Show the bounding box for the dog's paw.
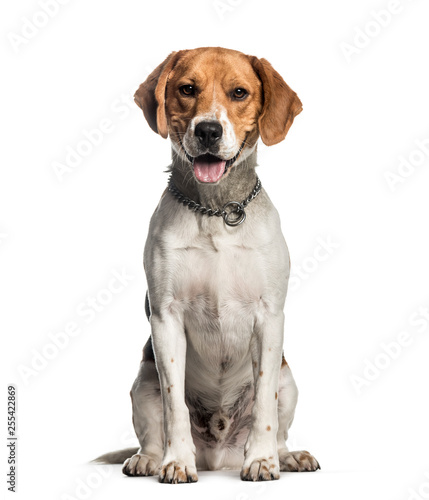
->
[279,450,320,472]
[122,453,160,476]
[240,458,280,481]
[159,460,198,484]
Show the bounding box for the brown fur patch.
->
[171,358,174,363]
[248,55,302,146]
[275,392,278,400]
[266,425,271,431]
[259,370,264,377]
[281,355,288,368]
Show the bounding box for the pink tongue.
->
[193,158,226,183]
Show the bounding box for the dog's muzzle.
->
[182,137,247,184]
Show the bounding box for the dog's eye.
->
[180,85,195,96]
[232,88,248,99]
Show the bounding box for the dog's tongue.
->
[193,156,226,183]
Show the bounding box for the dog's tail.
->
[92,447,139,464]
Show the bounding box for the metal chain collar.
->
[167,174,262,227]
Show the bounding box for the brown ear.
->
[250,57,303,146]
[134,51,182,139]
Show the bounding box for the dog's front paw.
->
[122,453,160,476]
[159,460,198,484]
[279,450,320,472]
[240,457,280,481]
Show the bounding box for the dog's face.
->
[135,47,302,184]
[164,49,264,183]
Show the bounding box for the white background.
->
[2,0,429,499]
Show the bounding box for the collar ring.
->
[222,202,246,226]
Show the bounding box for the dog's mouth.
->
[183,140,246,183]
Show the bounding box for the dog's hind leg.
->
[122,337,164,476]
[277,357,320,472]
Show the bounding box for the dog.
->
[96,47,319,483]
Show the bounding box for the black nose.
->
[194,121,223,148]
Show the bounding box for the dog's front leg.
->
[150,312,198,484]
[241,311,284,481]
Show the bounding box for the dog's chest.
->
[145,193,289,364]
[176,231,265,339]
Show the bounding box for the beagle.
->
[97,47,319,482]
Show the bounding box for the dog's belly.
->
[183,290,256,370]
[184,335,254,469]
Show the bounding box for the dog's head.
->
[135,47,302,184]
